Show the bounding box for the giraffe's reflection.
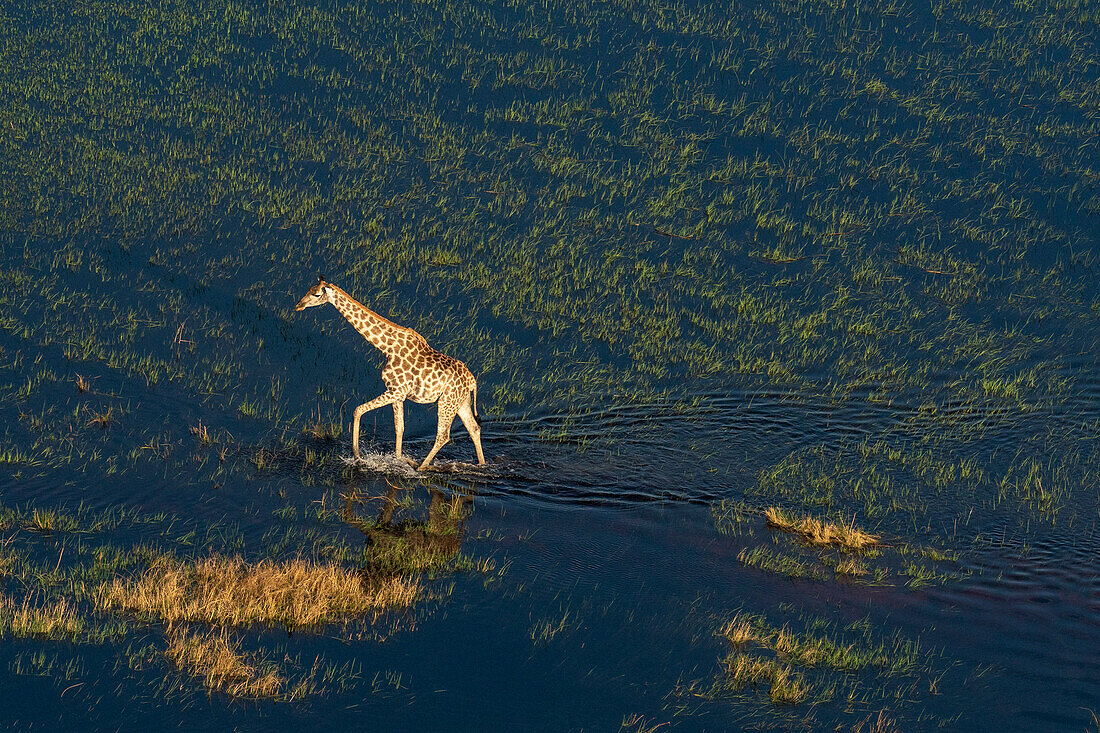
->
[344,481,474,575]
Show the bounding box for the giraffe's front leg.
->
[352,391,401,459]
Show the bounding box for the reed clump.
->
[723,653,810,704]
[718,499,958,585]
[764,507,878,551]
[711,612,926,714]
[98,554,420,629]
[720,617,756,646]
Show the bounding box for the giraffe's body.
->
[295,277,484,469]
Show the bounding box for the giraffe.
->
[295,276,485,470]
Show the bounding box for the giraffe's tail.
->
[471,382,480,426]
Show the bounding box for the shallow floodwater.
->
[2,391,1097,731]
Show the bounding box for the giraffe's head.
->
[295,275,333,311]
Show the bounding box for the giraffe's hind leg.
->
[457,399,485,465]
[419,399,458,470]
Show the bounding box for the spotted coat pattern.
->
[295,278,484,469]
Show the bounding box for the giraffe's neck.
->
[328,285,414,355]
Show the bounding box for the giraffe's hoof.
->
[400,456,417,468]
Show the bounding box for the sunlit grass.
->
[723,654,810,704]
[530,609,573,646]
[0,495,483,703]
[24,507,81,533]
[763,507,878,551]
[0,0,1093,576]
[98,554,420,630]
[737,546,820,580]
[0,0,1093,446]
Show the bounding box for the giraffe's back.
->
[385,345,475,404]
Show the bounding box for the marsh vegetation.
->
[688,611,934,729]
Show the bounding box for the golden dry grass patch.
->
[98,553,420,629]
[764,507,878,551]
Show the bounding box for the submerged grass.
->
[163,626,359,701]
[698,610,932,726]
[530,609,573,646]
[720,613,922,676]
[8,649,85,681]
[362,536,474,576]
[722,653,810,704]
[737,546,821,580]
[0,496,481,703]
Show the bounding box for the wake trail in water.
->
[340,452,519,482]
[341,452,419,478]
